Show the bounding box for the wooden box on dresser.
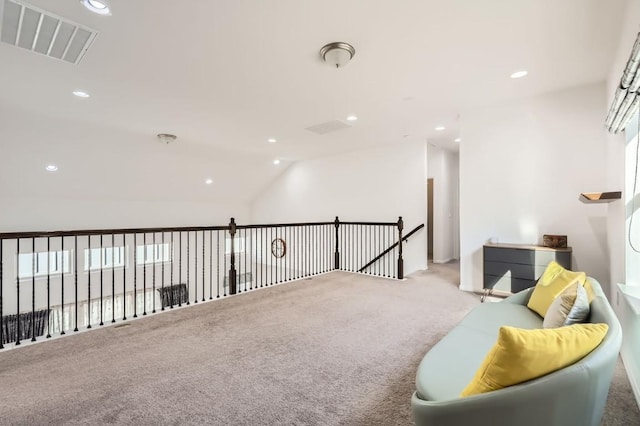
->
[482,243,572,301]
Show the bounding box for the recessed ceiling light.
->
[268,138,277,143]
[435,126,445,131]
[73,90,90,98]
[454,138,461,143]
[273,159,281,165]
[346,115,358,121]
[45,164,58,172]
[510,70,528,79]
[81,0,111,15]
[205,179,213,185]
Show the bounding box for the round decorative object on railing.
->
[271,238,286,258]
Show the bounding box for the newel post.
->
[397,216,404,280]
[228,218,237,295]
[334,216,340,270]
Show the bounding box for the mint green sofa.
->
[411,277,622,426]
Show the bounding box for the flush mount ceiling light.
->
[73,90,90,98]
[205,179,213,185]
[320,42,355,68]
[510,70,528,79]
[273,159,281,165]
[454,138,461,142]
[81,0,111,15]
[435,126,445,131]
[45,164,58,172]
[346,115,358,121]
[268,138,277,143]
[157,133,177,144]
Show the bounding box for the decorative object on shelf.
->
[579,192,622,203]
[271,238,286,258]
[319,42,355,68]
[543,234,568,249]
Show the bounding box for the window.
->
[18,250,71,279]
[626,111,640,286]
[136,243,171,265]
[84,246,126,271]
[225,237,245,255]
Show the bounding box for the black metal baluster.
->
[99,235,103,326]
[216,230,220,298]
[134,233,138,317]
[153,232,157,313]
[228,219,237,295]
[209,230,213,299]
[179,232,183,306]
[16,239,21,345]
[270,226,273,285]
[284,227,288,281]
[46,237,51,336]
[193,231,197,302]
[397,217,404,280]
[31,238,36,341]
[223,230,227,297]
[122,234,126,321]
[162,232,165,310]
[170,232,174,308]
[237,229,242,293]
[244,228,248,290]
[145,232,149,313]
[111,234,115,323]
[73,236,78,332]
[0,239,3,348]
[61,237,65,335]
[202,231,205,301]
[249,228,253,289]
[87,236,92,329]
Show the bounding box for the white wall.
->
[459,83,609,293]
[0,197,248,232]
[427,145,460,263]
[250,142,428,275]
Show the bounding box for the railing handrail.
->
[0,219,400,240]
[358,223,424,273]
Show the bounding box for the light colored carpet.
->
[0,264,638,425]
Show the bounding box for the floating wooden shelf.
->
[579,191,622,203]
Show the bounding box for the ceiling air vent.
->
[0,0,97,65]
[305,120,352,135]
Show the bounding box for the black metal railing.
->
[0,216,419,349]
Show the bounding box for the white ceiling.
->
[0,0,628,204]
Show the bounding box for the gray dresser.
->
[483,243,572,300]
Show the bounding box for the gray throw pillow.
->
[543,282,590,328]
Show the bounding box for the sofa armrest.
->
[501,287,533,306]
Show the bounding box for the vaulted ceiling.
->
[0,0,628,204]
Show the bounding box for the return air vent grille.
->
[0,0,97,64]
[305,120,352,135]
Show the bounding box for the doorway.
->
[427,178,434,261]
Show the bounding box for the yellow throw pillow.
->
[527,261,586,317]
[460,323,608,397]
[583,278,596,303]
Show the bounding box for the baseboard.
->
[621,349,640,409]
[432,258,453,264]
